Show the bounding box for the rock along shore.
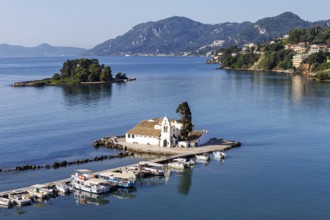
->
[93,136,241,156]
[0,152,133,173]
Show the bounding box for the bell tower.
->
[160,116,172,147]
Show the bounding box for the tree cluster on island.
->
[176,102,193,140]
[52,58,115,83]
[213,26,330,80]
[12,58,132,86]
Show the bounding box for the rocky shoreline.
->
[12,77,136,87]
[93,136,241,156]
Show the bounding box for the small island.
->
[12,58,135,87]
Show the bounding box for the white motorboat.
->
[8,191,32,206]
[138,162,165,176]
[173,158,187,163]
[27,184,52,199]
[168,162,185,169]
[55,183,71,194]
[213,151,227,159]
[173,158,195,166]
[186,159,195,166]
[71,169,111,194]
[195,153,210,161]
[0,197,13,207]
[98,171,136,188]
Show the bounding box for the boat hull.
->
[71,180,110,194]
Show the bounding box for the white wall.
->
[126,133,159,145]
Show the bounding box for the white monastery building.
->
[125,116,206,147]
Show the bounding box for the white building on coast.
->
[125,116,206,147]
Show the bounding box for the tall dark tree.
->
[176,102,193,140]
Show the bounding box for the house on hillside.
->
[292,54,309,68]
[125,116,207,148]
[285,43,307,54]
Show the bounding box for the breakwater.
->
[0,152,133,173]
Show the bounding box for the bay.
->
[0,56,330,219]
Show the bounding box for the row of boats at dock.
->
[0,151,226,208]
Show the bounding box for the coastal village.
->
[209,27,330,79]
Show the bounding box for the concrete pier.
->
[0,140,240,197]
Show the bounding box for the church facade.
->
[125,116,206,147]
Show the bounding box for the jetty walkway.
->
[0,139,240,197]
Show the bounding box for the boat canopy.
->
[86,178,108,185]
[138,161,164,167]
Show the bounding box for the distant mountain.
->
[85,12,330,56]
[0,43,86,57]
[85,16,251,56]
[224,12,330,47]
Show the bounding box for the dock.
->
[0,140,240,197]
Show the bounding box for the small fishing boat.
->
[195,153,210,161]
[138,162,165,176]
[213,151,227,159]
[173,158,187,163]
[8,191,32,206]
[27,184,52,199]
[168,162,185,170]
[55,183,71,194]
[173,158,195,166]
[0,197,13,207]
[71,169,111,194]
[98,171,136,188]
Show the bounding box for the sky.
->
[0,0,329,49]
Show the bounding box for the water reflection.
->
[177,169,193,195]
[61,84,112,106]
[73,190,110,206]
[136,175,169,187]
[221,70,313,105]
[110,188,137,200]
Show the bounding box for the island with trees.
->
[12,58,135,86]
[209,26,330,80]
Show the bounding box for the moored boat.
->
[71,169,111,194]
[138,161,165,176]
[168,162,185,170]
[98,171,136,188]
[195,153,210,161]
[55,182,71,194]
[27,184,52,199]
[0,197,13,208]
[213,151,227,159]
[173,158,195,166]
[8,191,32,206]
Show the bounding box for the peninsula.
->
[12,58,135,87]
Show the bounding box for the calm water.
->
[0,56,330,219]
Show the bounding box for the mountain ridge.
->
[0,43,86,57]
[85,12,330,56]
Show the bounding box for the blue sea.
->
[0,56,330,219]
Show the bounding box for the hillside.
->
[85,16,250,56]
[215,26,330,80]
[85,12,330,56]
[0,43,86,57]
